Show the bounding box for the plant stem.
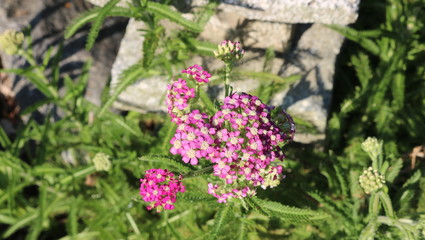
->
[224,63,232,97]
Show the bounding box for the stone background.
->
[0,0,361,143]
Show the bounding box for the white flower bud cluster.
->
[93,152,112,172]
[214,40,245,62]
[0,30,24,55]
[359,167,386,194]
[361,137,382,161]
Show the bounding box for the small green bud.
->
[359,167,386,194]
[214,40,245,63]
[93,152,111,172]
[0,30,24,55]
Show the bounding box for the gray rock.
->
[87,0,360,143]
[217,0,359,24]
[0,0,128,118]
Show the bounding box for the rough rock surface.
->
[0,0,128,115]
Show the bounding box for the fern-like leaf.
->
[326,24,380,57]
[208,204,232,240]
[65,7,132,39]
[307,192,351,222]
[138,155,192,173]
[85,0,121,50]
[97,62,148,117]
[247,196,329,222]
[146,2,202,32]
[179,192,217,203]
[351,52,373,90]
[385,157,403,183]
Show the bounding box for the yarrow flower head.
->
[165,63,295,204]
[166,78,195,123]
[359,167,386,194]
[92,152,111,172]
[0,30,24,55]
[204,92,293,202]
[214,40,245,63]
[169,109,215,165]
[140,169,185,212]
[182,64,211,84]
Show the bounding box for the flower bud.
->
[0,30,24,55]
[93,152,112,172]
[361,137,382,162]
[359,167,386,194]
[214,40,245,63]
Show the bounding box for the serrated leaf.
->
[98,63,146,117]
[146,2,202,32]
[208,204,232,240]
[327,24,380,57]
[0,68,56,98]
[385,158,403,183]
[138,155,192,173]
[247,196,329,222]
[85,0,121,51]
[65,7,132,39]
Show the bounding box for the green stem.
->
[378,191,395,218]
[224,63,232,97]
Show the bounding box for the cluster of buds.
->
[361,137,382,162]
[92,152,112,172]
[0,30,24,55]
[359,167,386,194]
[214,40,245,63]
[139,169,186,212]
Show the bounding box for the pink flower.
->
[140,169,185,212]
[182,64,211,83]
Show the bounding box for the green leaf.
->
[307,192,350,222]
[0,214,16,225]
[98,63,154,117]
[385,158,403,183]
[0,125,11,148]
[2,211,37,238]
[65,7,132,39]
[208,204,232,240]
[146,2,202,32]
[138,155,192,173]
[63,60,92,102]
[327,24,380,57]
[27,185,47,240]
[85,0,121,51]
[351,52,373,90]
[0,68,55,98]
[59,166,96,185]
[247,196,329,222]
[142,26,164,68]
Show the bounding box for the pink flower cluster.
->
[164,63,295,203]
[206,93,289,202]
[182,64,211,83]
[170,109,216,165]
[140,169,185,212]
[166,78,195,122]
